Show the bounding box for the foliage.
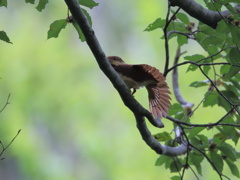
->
[1,0,240,180]
[145,2,240,179]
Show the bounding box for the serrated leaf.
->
[184,54,205,61]
[155,155,171,166]
[218,143,237,161]
[189,151,204,175]
[210,151,223,173]
[186,64,198,72]
[189,81,209,88]
[203,65,211,75]
[144,18,165,32]
[228,23,240,46]
[224,66,240,79]
[216,20,228,35]
[36,0,48,12]
[197,134,210,148]
[82,8,92,26]
[203,91,218,107]
[212,133,227,145]
[153,132,172,142]
[0,31,12,44]
[25,0,35,4]
[71,19,85,42]
[0,0,7,7]
[177,13,190,25]
[177,34,188,47]
[170,160,182,172]
[47,19,67,39]
[225,3,236,14]
[225,158,240,178]
[229,48,240,65]
[220,65,230,75]
[221,117,239,145]
[168,103,183,116]
[78,0,99,9]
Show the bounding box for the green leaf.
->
[82,8,92,26]
[221,117,239,145]
[71,19,85,42]
[210,151,223,173]
[36,0,48,12]
[168,103,183,116]
[225,3,236,14]
[188,127,205,139]
[203,91,218,107]
[216,20,228,35]
[224,66,240,79]
[212,133,227,146]
[47,19,67,39]
[177,13,190,25]
[191,135,209,149]
[218,143,237,161]
[155,155,171,166]
[170,160,182,172]
[229,48,240,65]
[189,151,204,175]
[186,64,198,72]
[220,65,230,75]
[197,134,209,148]
[225,158,240,178]
[144,18,165,32]
[170,176,181,180]
[153,132,172,142]
[228,23,240,46]
[0,31,12,44]
[177,34,188,47]
[184,54,205,61]
[201,35,224,47]
[189,80,209,88]
[78,0,99,9]
[25,0,35,4]
[0,0,7,7]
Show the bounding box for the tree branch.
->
[169,0,231,29]
[172,48,194,113]
[64,0,188,156]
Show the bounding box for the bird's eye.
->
[113,57,116,60]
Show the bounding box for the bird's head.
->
[107,56,126,66]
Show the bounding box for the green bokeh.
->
[0,1,239,180]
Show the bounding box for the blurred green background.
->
[0,1,238,180]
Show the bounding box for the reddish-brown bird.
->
[107,56,171,119]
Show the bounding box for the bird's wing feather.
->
[138,64,171,119]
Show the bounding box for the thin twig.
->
[0,94,11,113]
[0,129,21,159]
[163,6,181,76]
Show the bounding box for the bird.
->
[107,56,171,120]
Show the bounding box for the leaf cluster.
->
[144,2,240,178]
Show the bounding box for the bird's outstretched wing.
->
[138,64,171,119]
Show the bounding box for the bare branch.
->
[172,48,194,113]
[163,5,181,76]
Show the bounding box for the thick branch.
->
[64,0,188,156]
[64,0,163,127]
[169,0,231,29]
[135,114,188,156]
